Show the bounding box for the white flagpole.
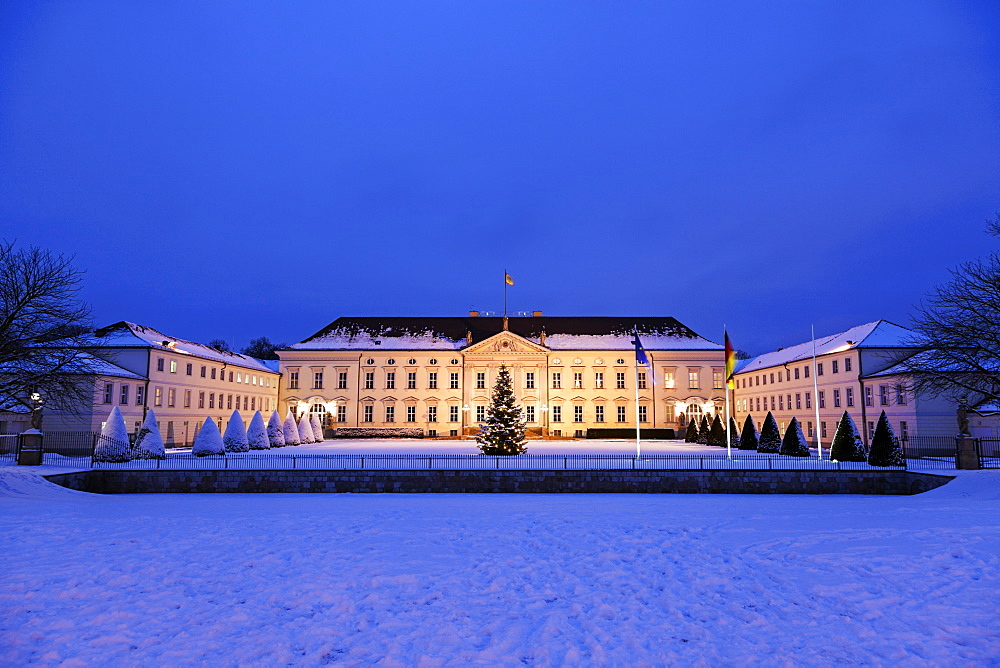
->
[725,326,732,459]
[812,324,823,460]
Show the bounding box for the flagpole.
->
[634,353,641,458]
[812,324,823,460]
[725,325,732,459]
[503,269,507,318]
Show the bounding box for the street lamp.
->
[462,404,470,437]
[541,403,548,438]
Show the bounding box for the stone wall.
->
[46,469,952,495]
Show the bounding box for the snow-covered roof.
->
[94,322,276,374]
[737,321,915,374]
[289,316,722,351]
[73,352,147,380]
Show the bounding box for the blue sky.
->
[1,1,998,354]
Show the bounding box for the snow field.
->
[1,468,998,665]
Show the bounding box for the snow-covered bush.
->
[283,413,300,446]
[707,415,725,446]
[780,417,810,457]
[297,415,314,444]
[758,412,781,453]
[93,406,132,462]
[738,414,759,450]
[222,410,250,452]
[868,411,904,467]
[830,411,866,462]
[729,417,740,449]
[684,418,698,443]
[247,411,269,450]
[192,418,225,456]
[131,409,165,460]
[310,415,324,442]
[696,416,710,444]
[335,427,424,438]
[267,410,286,448]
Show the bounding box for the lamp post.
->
[541,403,548,438]
[462,404,470,437]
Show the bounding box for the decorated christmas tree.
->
[476,364,527,455]
[758,411,781,453]
[829,411,866,462]
[780,417,810,457]
[738,414,759,450]
[868,410,904,467]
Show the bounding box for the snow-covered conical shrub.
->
[223,410,250,452]
[192,418,225,456]
[830,411,866,462]
[248,411,269,450]
[94,406,132,462]
[696,415,710,444]
[780,417,810,457]
[728,417,740,448]
[297,415,315,443]
[132,409,165,460]
[758,412,781,453]
[267,410,286,448]
[707,415,725,446]
[868,411,904,467]
[283,413,300,446]
[310,415,324,442]
[738,414,760,450]
[684,418,698,443]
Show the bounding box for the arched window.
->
[310,403,329,427]
[681,403,704,426]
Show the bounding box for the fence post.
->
[956,436,981,470]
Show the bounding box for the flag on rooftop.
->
[505,272,514,286]
[725,330,736,389]
[633,327,649,367]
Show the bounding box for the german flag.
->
[505,272,514,286]
[725,330,737,388]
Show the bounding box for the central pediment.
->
[463,330,549,356]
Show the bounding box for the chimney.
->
[469,310,480,317]
[532,310,543,317]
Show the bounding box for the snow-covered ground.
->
[1,465,997,665]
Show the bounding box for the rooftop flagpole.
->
[812,324,823,460]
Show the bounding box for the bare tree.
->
[0,241,99,428]
[903,214,1000,405]
[208,338,232,352]
[241,336,286,360]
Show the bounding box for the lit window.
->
[168,388,176,407]
[712,371,722,390]
[155,387,163,406]
[663,371,674,389]
[169,360,177,374]
[184,390,191,408]
[595,372,604,389]
[574,373,583,389]
[688,371,698,389]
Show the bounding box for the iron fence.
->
[89,452,907,472]
[979,438,1000,469]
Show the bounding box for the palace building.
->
[277,312,726,437]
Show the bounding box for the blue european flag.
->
[632,327,649,366]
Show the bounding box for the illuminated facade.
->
[277,313,726,437]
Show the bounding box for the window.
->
[595,405,605,422]
[900,421,909,441]
[551,373,562,389]
[832,360,839,374]
[551,406,562,422]
[337,405,347,423]
[638,405,648,423]
[616,406,627,423]
[896,385,906,405]
[756,397,761,411]
[119,384,129,405]
[770,396,775,410]
[449,373,459,389]
[845,358,852,372]
[449,406,459,422]
[169,360,177,374]
[805,392,812,409]
[364,372,375,390]
[779,395,784,411]
[103,383,114,404]
[770,373,775,384]
[155,387,163,406]
[822,422,828,439]
[406,406,416,422]
[688,371,699,389]
[573,405,584,422]
[200,366,206,378]
[794,368,800,380]
[384,405,395,421]
[168,388,176,407]
[525,372,535,390]
[663,371,674,389]
[251,397,255,411]
[713,371,723,390]
[338,372,348,389]
[818,391,825,409]
[186,363,192,376]
[574,372,583,389]
[525,405,535,423]
[136,386,145,405]
[363,405,373,422]
[868,421,875,438]
[386,372,395,390]
[289,371,299,390]
[424,372,436,389]
[184,390,191,408]
[208,392,214,409]
[795,393,801,410]
[817,363,824,376]
[617,373,627,389]
[428,406,438,422]
[313,371,323,389]
[804,366,810,378]
[405,372,416,389]
[229,372,234,382]
[865,386,873,406]
[846,387,854,407]
[807,421,813,438]
[879,385,889,406]
[211,368,217,380]
[475,406,486,422]
[157,358,164,372]
[833,389,841,408]
[228,394,233,410]
[476,372,486,390]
